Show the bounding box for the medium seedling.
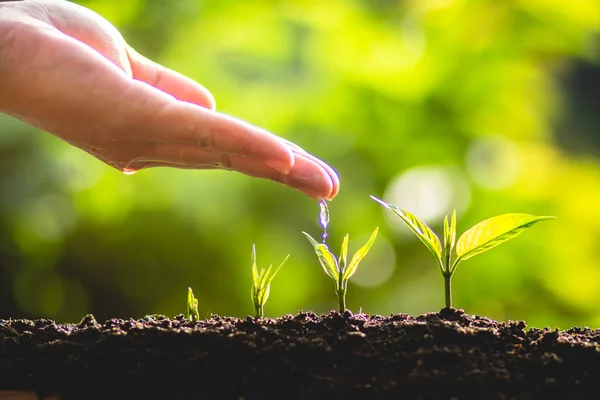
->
[371,195,555,308]
[187,287,199,323]
[251,244,289,319]
[303,200,379,313]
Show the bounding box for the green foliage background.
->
[1,0,599,328]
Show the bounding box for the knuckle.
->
[195,134,210,149]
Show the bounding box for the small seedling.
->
[304,201,379,313]
[251,244,289,319]
[187,287,199,323]
[371,195,555,309]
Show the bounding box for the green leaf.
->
[259,285,270,307]
[251,252,288,309]
[267,255,289,286]
[456,213,556,262]
[343,227,379,281]
[443,210,457,254]
[371,196,442,259]
[187,287,199,322]
[258,266,271,290]
[303,231,339,281]
[251,244,259,283]
[251,281,257,304]
[339,234,349,272]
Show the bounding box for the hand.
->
[0,0,339,200]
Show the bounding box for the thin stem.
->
[443,273,452,309]
[254,304,264,319]
[336,276,349,313]
[444,250,451,275]
[337,289,346,313]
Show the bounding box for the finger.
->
[125,45,216,110]
[291,148,339,200]
[129,146,335,200]
[151,102,295,174]
[282,139,340,200]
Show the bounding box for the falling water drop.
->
[319,200,329,244]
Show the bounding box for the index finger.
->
[147,99,295,174]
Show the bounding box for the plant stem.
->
[443,273,452,309]
[337,289,346,313]
[254,304,263,319]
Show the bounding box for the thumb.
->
[125,45,216,111]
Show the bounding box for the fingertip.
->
[199,86,217,111]
[285,145,339,201]
[325,169,340,200]
[285,157,336,201]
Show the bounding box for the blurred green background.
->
[1,0,599,329]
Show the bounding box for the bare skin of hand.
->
[0,0,339,200]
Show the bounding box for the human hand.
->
[0,0,339,200]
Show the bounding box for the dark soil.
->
[1,308,599,399]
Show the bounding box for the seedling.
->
[187,287,199,323]
[371,195,555,309]
[303,201,379,313]
[251,244,289,319]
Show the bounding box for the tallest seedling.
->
[371,196,555,308]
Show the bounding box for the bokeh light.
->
[382,166,471,224]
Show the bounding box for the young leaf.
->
[268,255,290,286]
[456,213,556,261]
[303,232,339,280]
[339,234,349,271]
[251,279,258,303]
[443,210,457,254]
[371,196,442,259]
[258,285,269,307]
[251,244,259,283]
[258,265,271,291]
[187,287,199,322]
[251,250,289,317]
[343,227,379,281]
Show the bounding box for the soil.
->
[1,308,599,399]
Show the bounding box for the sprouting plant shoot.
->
[371,195,555,309]
[187,287,199,323]
[304,201,378,313]
[251,244,289,319]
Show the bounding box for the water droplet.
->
[122,168,137,176]
[319,200,329,243]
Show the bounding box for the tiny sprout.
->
[251,244,289,319]
[187,287,199,323]
[371,195,555,308]
[303,227,378,313]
